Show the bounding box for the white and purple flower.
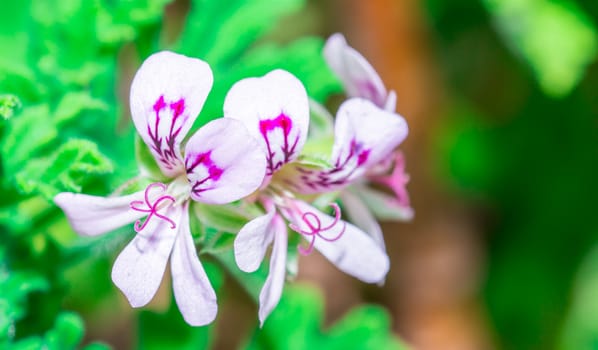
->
[55,51,266,326]
[321,33,414,249]
[224,70,398,325]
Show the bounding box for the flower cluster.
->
[55,34,412,326]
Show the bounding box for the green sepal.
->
[192,202,254,236]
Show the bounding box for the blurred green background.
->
[1,0,598,349]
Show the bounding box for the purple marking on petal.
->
[370,151,411,207]
[357,149,370,166]
[289,138,371,193]
[146,96,188,173]
[357,80,386,108]
[170,99,185,119]
[185,150,224,197]
[259,113,300,175]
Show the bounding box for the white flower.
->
[55,51,266,326]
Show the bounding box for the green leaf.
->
[0,268,49,341]
[0,94,21,120]
[178,0,304,62]
[53,92,109,126]
[95,0,172,46]
[559,243,598,350]
[2,104,57,175]
[15,139,113,199]
[43,312,85,350]
[483,0,598,96]
[243,285,408,350]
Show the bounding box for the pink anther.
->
[130,182,176,232]
[289,203,346,256]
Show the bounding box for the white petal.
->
[324,33,388,107]
[234,210,276,273]
[331,98,408,171]
[171,204,217,326]
[224,69,309,175]
[184,118,266,204]
[283,99,408,194]
[284,200,389,284]
[54,191,145,236]
[340,189,386,251]
[130,51,213,177]
[111,204,182,307]
[258,215,288,326]
[384,90,397,112]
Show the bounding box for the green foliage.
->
[243,286,408,350]
[0,0,387,348]
[15,139,113,199]
[0,94,21,120]
[0,266,49,343]
[427,0,598,348]
[483,0,598,97]
[560,243,598,350]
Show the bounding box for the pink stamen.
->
[288,203,346,256]
[130,182,176,232]
[371,151,410,207]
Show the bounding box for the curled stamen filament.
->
[289,203,346,256]
[130,182,176,232]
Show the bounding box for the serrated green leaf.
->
[53,92,109,126]
[2,104,57,175]
[15,139,113,198]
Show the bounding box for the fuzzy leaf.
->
[15,139,113,198]
[178,0,303,62]
[53,92,109,126]
[2,104,56,175]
